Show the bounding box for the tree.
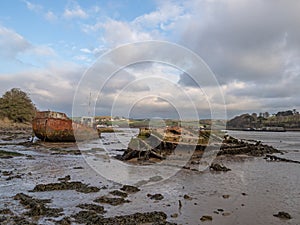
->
[0,88,36,123]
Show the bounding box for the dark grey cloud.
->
[176,0,300,117]
[178,72,199,87]
[180,0,300,83]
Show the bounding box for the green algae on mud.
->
[72,210,176,225]
[14,193,63,217]
[31,181,101,193]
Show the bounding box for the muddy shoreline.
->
[0,128,299,224]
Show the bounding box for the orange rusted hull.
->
[32,111,98,142]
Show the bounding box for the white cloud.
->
[80,48,92,54]
[102,20,153,46]
[0,24,57,70]
[30,45,56,56]
[63,4,88,19]
[0,61,85,115]
[0,25,31,59]
[81,1,187,47]
[22,0,43,13]
[133,0,185,31]
[45,11,58,22]
[2,0,300,118]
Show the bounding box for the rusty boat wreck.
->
[32,111,99,142]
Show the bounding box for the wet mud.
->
[0,128,299,224]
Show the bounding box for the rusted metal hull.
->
[32,111,98,142]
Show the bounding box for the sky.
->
[0,0,299,119]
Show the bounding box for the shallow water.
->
[0,130,299,224]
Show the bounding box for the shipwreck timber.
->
[119,127,281,162]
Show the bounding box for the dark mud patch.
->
[72,210,102,224]
[11,215,37,225]
[120,185,140,193]
[57,175,71,182]
[147,193,164,200]
[73,166,84,169]
[76,204,106,214]
[2,170,14,176]
[210,163,231,172]
[55,216,72,225]
[73,210,176,225]
[6,174,23,180]
[109,190,128,198]
[0,149,24,158]
[31,181,100,193]
[14,193,63,217]
[0,208,13,215]
[50,148,81,155]
[94,196,130,206]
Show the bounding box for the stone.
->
[273,211,292,219]
[200,215,212,222]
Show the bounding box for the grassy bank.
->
[0,118,32,130]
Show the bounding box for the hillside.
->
[227,110,300,130]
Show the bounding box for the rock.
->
[200,215,212,221]
[171,213,178,218]
[222,195,230,199]
[94,196,130,206]
[120,185,140,193]
[147,193,164,200]
[2,171,13,176]
[183,194,192,200]
[58,175,71,182]
[109,190,128,198]
[210,163,231,172]
[222,212,231,216]
[241,192,247,196]
[73,166,84,169]
[217,208,224,212]
[273,211,292,219]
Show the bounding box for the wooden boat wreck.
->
[32,111,99,142]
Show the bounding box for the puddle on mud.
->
[0,129,299,224]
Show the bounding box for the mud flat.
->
[0,128,299,224]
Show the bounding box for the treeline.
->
[0,88,36,123]
[227,109,300,129]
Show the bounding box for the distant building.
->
[81,116,94,127]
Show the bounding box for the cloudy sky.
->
[0,0,299,119]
